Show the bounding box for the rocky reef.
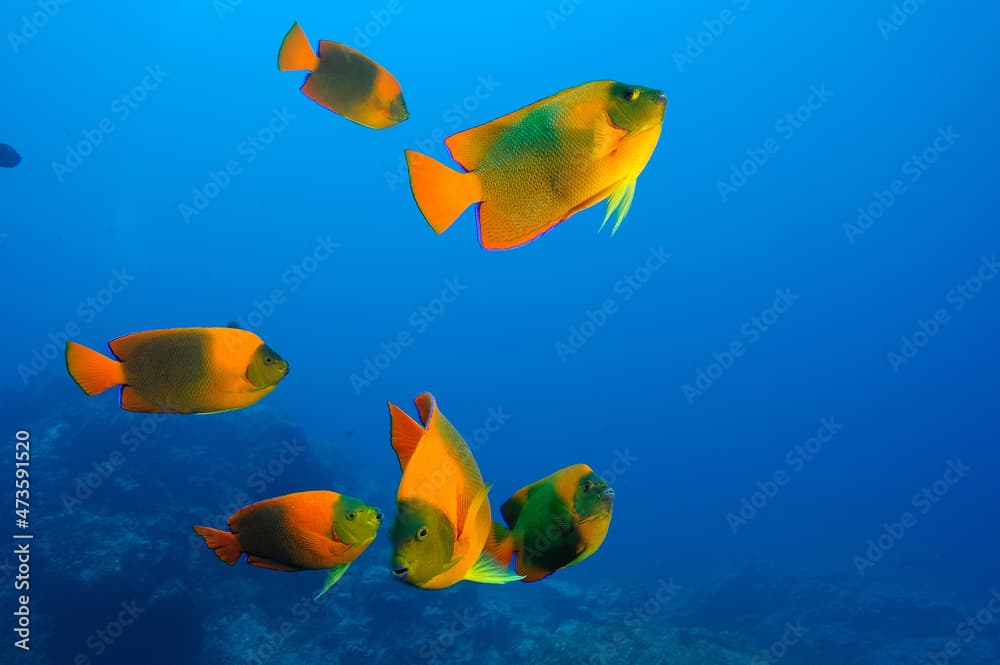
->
[7,380,998,665]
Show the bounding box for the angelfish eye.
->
[583,481,594,493]
[623,87,639,102]
[417,528,428,540]
[264,356,274,365]
[347,512,356,521]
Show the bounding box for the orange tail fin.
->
[483,520,515,568]
[192,526,242,565]
[278,22,320,72]
[405,150,482,234]
[65,342,125,395]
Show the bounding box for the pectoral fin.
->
[458,483,491,541]
[464,551,524,584]
[594,116,628,160]
[599,177,637,235]
[313,563,351,600]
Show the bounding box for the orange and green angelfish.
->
[494,464,614,582]
[387,393,522,589]
[65,325,288,414]
[278,21,408,129]
[193,490,382,598]
[405,80,667,249]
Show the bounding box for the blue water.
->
[2,1,998,663]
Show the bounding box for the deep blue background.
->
[1,0,997,641]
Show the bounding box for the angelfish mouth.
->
[389,98,409,122]
[392,567,409,580]
[602,488,616,499]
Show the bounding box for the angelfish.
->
[387,393,522,589]
[405,80,666,249]
[193,490,382,598]
[494,464,614,582]
[277,21,408,129]
[65,325,288,414]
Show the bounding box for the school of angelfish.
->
[54,19,667,597]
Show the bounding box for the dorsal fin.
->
[414,392,435,426]
[107,329,175,361]
[388,401,424,472]
[500,485,530,529]
[445,121,511,171]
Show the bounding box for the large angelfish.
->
[405,80,666,249]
